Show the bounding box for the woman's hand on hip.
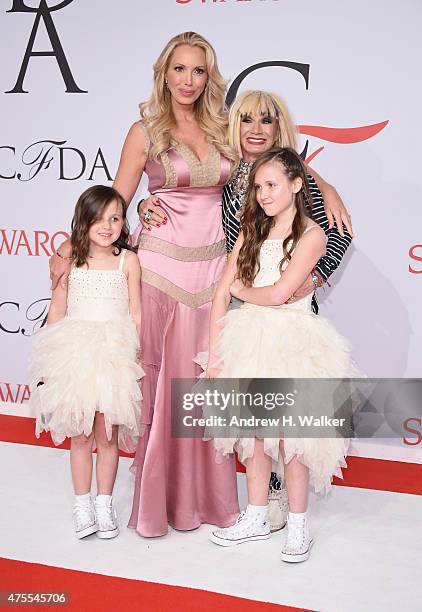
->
[138,195,167,230]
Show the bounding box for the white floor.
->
[1,441,421,612]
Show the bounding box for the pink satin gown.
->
[128,124,239,537]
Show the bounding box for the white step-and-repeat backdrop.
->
[1,1,420,421]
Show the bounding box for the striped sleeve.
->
[222,182,241,253]
[306,174,352,283]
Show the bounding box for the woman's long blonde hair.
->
[228,90,298,163]
[140,31,235,163]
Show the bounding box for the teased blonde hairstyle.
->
[140,31,235,163]
[228,90,298,162]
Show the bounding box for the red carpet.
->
[0,558,313,612]
[1,414,421,495]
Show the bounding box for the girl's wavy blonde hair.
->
[228,90,298,163]
[140,31,235,163]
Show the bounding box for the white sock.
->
[74,493,91,505]
[245,503,268,521]
[288,511,307,523]
[96,494,112,506]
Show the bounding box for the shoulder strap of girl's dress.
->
[303,225,320,235]
[296,225,321,247]
[118,249,127,271]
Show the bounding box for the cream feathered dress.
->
[29,250,144,452]
[195,235,357,493]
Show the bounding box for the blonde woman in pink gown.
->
[115,32,239,537]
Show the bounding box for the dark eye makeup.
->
[240,113,274,124]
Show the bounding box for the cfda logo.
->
[5,0,86,94]
[0,141,112,181]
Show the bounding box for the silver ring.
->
[143,209,153,223]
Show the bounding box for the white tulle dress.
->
[29,250,144,452]
[195,235,357,493]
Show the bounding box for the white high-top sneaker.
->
[211,510,270,547]
[94,496,119,539]
[268,482,288,532]
[281,514,313,563]
[73,497,98,539]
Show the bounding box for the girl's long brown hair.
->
[71,185,135,267]
[237,148,313,286]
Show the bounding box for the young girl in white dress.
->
[29,185,144,540]
[199,148,355,562]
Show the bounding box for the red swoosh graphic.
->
[298,120,389,144]
[305,146,324,164]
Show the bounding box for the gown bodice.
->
[134,124,230,308]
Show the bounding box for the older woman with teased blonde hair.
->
[50,32,240,538]
[224,90,352,257]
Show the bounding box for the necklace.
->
[231,159,253,220]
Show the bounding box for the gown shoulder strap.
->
[137,120,151,155]
[118,249,127,271]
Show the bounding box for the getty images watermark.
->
[171,378,422,441]
[181,388,346,427]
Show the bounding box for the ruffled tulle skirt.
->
[28,316,144,452]
[195,303,358,493]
